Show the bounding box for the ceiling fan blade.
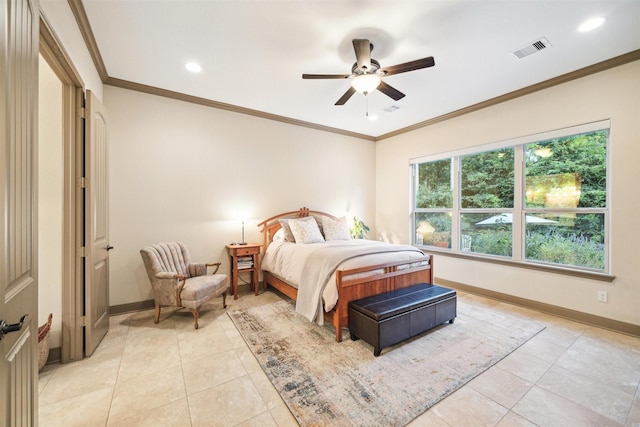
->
[377,81,405,101]
[381,56,435,76]
[302,73,351,79]
[352,39,372,72]
[335,87,356,105]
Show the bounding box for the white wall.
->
[105,86,376,306]
[376,60,640,327]
[38,55,63,348]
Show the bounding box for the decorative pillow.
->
[289,216,325,244]
[322,216,351,241]
[272,228,285,242]
[278,219,295,242]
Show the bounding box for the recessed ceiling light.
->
[185,62,202,73]
[578,17,605,32]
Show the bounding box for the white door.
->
[83,90,110,356]
[0,0,40,424]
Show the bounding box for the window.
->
[411,121,609,272]
[415,159,452,247]
[523,131,607,269]
[460,147,514,257]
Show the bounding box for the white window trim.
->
[410,119,611,274]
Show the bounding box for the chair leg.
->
[154,305,161,324]
[222,291,227,309]
[191,308,199,329]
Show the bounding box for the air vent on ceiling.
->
[384,105,400,113]
[513,37,551,59]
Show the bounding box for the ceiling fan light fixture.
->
[351,74,381,95]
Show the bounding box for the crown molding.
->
[105,77,375,141]
[67,0,109,81]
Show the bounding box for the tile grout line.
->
[104,312,131,426]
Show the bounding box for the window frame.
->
[410,120,611,275]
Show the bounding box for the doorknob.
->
[0,314,28,341]
[106,245,114,251]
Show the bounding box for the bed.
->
[257,207,433,342]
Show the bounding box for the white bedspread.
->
[261,240,429,324]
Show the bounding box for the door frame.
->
[39,16,85,362]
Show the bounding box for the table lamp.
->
[239,220,247,245]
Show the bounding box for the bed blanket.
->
[295,242,425,324]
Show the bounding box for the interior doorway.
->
[39,19,85,363]
[38,54,64,361]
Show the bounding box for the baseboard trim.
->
[435,278,640,337]
[44,346,61,366]
[110,299,155,315]
[107,285,251,316]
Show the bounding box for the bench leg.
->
[374,348,381,357]
[350,332,359,341]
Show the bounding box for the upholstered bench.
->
[348,283,457,356]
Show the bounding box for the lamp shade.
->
[351,74,381,94]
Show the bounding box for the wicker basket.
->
[38,313,53,371]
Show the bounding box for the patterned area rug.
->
[228,297,544,426]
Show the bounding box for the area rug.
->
[228,298,544,426]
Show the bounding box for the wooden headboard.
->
[257,207,339,249]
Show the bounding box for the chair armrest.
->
[206,262,221,274]
[189,262,222,276]
[175,275,187,306]
[188,263,207,277]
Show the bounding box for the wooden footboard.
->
[263,257,433,342]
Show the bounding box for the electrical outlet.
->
[597,290,608,303]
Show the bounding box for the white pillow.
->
[289,216,325,244]
[272,228,285,242]
[278,219,296,242]
[322,216,351,241]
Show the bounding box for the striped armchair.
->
[140,242,228,328]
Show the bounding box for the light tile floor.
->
[39,287,640,427]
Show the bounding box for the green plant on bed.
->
[351,217,370,239]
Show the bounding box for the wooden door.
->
[83,90,110,356]
[0,0,40,424]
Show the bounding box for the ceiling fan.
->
[302,39,435,105]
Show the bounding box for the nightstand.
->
[226,243,262,299]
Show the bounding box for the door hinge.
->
[79,107,86,119]
[80,177,86,188]
[80,316,86,327]
[79,247,87,258]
